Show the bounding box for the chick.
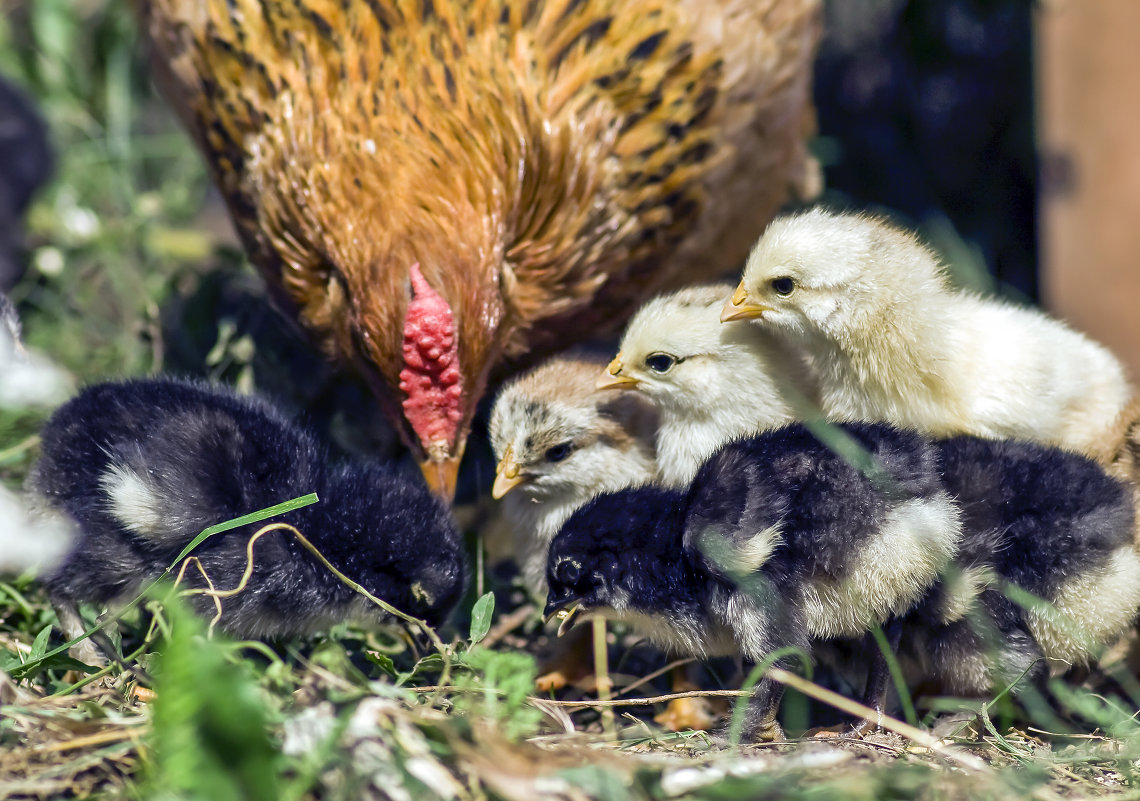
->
[545,422,962,741]
[723,208,1133,459]
[598,285,817,487]
[904,435,1140,697]
[489,356,657,596]
[30,378,466,647]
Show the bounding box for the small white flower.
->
[34,246,64,277]
[0,486,73,576]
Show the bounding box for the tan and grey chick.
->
[489,356,657,595]
[724,207,1133,459]
[598,284,817,487]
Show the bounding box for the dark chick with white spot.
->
[546,424,1140,741]
[546,423,961,741]
[30,378,466,654]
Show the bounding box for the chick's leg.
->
[535,624,594,692]
[739,677,786,742]
[852,619,903,737]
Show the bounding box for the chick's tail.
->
[98,460,226,546]
[1104,398,1140,547]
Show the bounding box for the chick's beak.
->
[542,597,585,637]
[420,453,462,502]
[492,446,525,500]
[596,355,639,391]
[720,282,773,323]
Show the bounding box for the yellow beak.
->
[420,454,462,502]
[595,355,639,390]
[492,447,525,499]
[720,282,773,322]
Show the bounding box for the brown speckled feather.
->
[137,0,821,488]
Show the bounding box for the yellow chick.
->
[723,208,1133,458]
[598,284,817,487]
[489,356,657,596]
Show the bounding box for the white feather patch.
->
[733,524,783,573]
[100,463,165,537]
[937,565,996,625]
[1026,546,1140,666]
[800,493,962,639]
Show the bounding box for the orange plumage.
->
[137,0,822,497]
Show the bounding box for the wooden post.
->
[1038,1,1140,377]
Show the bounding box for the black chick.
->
[30,377,466,649]
[545,423,962,741]
[0,75,54,290]
[899,435,1140,698]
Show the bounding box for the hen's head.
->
[140,0,786,499]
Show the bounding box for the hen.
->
[136,0,822,497]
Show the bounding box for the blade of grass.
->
[592,617,615,740]
[870,623,917,726]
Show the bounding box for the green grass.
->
[3,2,1140,800]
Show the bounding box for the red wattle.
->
[400,264,463,452]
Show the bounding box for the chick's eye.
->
[545,443,572,463]
[771,277,796,296]
[558,559,582,585]
[645,353,677,374]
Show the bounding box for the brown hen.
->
[138,0,822,498]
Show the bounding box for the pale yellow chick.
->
[724,208,1133,458]
[599,284,817,487]
[489,356,657,596]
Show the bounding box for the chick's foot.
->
[654,696,719,732]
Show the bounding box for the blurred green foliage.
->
[0,0,214,382]
[146,595,282,801]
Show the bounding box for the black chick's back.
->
[938,435,1134,597]
[902,435,1140,694]
[32,377,465,636]
[685,422,948,586]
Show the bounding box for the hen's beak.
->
[492,447,525,499]
[420,453,462,502]
[720,282,773,322]
[596,355,639,390]
[543,598,585,638]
